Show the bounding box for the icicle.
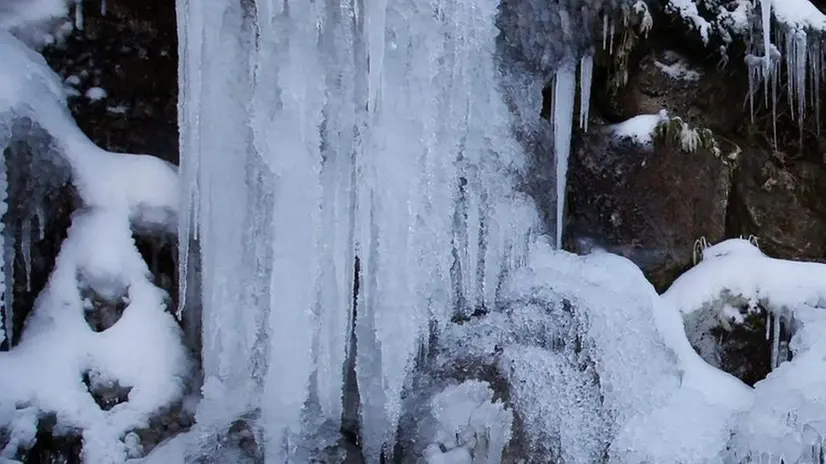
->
[794,31,807,145]
[770,311,780,369]
[175,0,205,319]
[553,62,576,249]
[760,0,773,66]
[765,310,771,340]
[101,0,107,16]
[813,41,822,134]
[75,0,84,31]
[366,0,387,114]
[786,33,795,118]
[179,0,543,459]
[21,218,31,293]
[35,204,44,241]
[771,57,778,148]
[579,53,594,132]
[258,1,326,460]
[602,14,609,50]
[747,54,759,123]
[0,141,7,347]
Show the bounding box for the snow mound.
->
[0,210,190,462]
[0,22,189,463]
[663,238,826,316]
[661,238,826,461]
[435,241,751,462]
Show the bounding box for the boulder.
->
[728,149,826,261]
[566,132,730,291]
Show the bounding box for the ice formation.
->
[176,0,540,461]
[0,27,189,463]
[553,63,577,249]
[419,381,513,464]
[6,0,826,462]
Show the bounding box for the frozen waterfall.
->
[177,0,540,460]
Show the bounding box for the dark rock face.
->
[604,46,745,133]
[728,148,826,261]
[566,132,730,291]
[42,0,179,164]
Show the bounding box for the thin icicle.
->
[793,30,807,144]
[602,14,609,50]
[75,0,84,31]
[771,311,780,369]
[771,56,778,148]
[579,53,594,132]
[101,0,107,16]
[35,204,44,241]
[760,0,773,66]
[0,144,7,347]
[175,0,205,319]
[813,41,822,134]
[366,0,387,114]
[553,62,576,249]
[21,217,30,293]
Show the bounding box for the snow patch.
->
[609,110,669,146]
[85,86,108,101]
[654,55,701,81]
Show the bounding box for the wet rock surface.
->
[728,148,826,261]
[42,0,178,164]
[566,132,730,291]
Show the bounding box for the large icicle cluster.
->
[668,0,826,144]
[176,0,540,461]
[745,0,826,145]
[0,29,189,463]
[496,0,648,248]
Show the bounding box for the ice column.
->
[553,62,576,249]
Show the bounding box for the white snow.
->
[0,24,189,463]
[609,110,669,146]
[771,0,826,32]
[666,0,712,43]
[0,210,191,462]
[662,238,826,316]
[85,86,108,101]
[654,57,701,81]
[106,104,128,115]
